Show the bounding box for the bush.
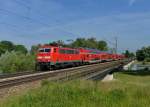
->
[0,51,35,73]
[145,58,150,62]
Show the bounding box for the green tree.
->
[71,37,108,50]
[0,41,14,51]
[30,44,41,55]
[71,38,87,48]
[49,40,68,47]
[97,41,108,51]
[142,47,150,58]
[14,45,28,54]
[136,49,145,61]
[136,46,150,61]
[124,50,135,58]
[35,37,108,51]
[86,37,98,49]
[124,50,130,57]
[0,41,14,55]
[0,46,5,55]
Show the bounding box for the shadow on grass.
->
[121,70,150,76]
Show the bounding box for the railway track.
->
[0,59,130,89]
[0,71,37,79]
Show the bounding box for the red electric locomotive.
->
[36,45,82,70]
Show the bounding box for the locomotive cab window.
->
[39,48,44,52]
[38,48,51,53]
[45,48,51,52]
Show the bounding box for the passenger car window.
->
[59,49,65,54]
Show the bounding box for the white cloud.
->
[129,0,136,6]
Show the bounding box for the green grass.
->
[1,71,150,107]
[135,60,150,65]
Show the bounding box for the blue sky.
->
[0,0,150,52]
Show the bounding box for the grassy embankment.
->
[135,60,150,65]
[1,70,150,107]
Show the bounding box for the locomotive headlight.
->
[44,56,51,59]
[37,56,42,59]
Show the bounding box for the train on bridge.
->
[36,45,125,70]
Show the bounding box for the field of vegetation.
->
[1,70,150,107]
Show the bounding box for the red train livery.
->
[36,45,125,70]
